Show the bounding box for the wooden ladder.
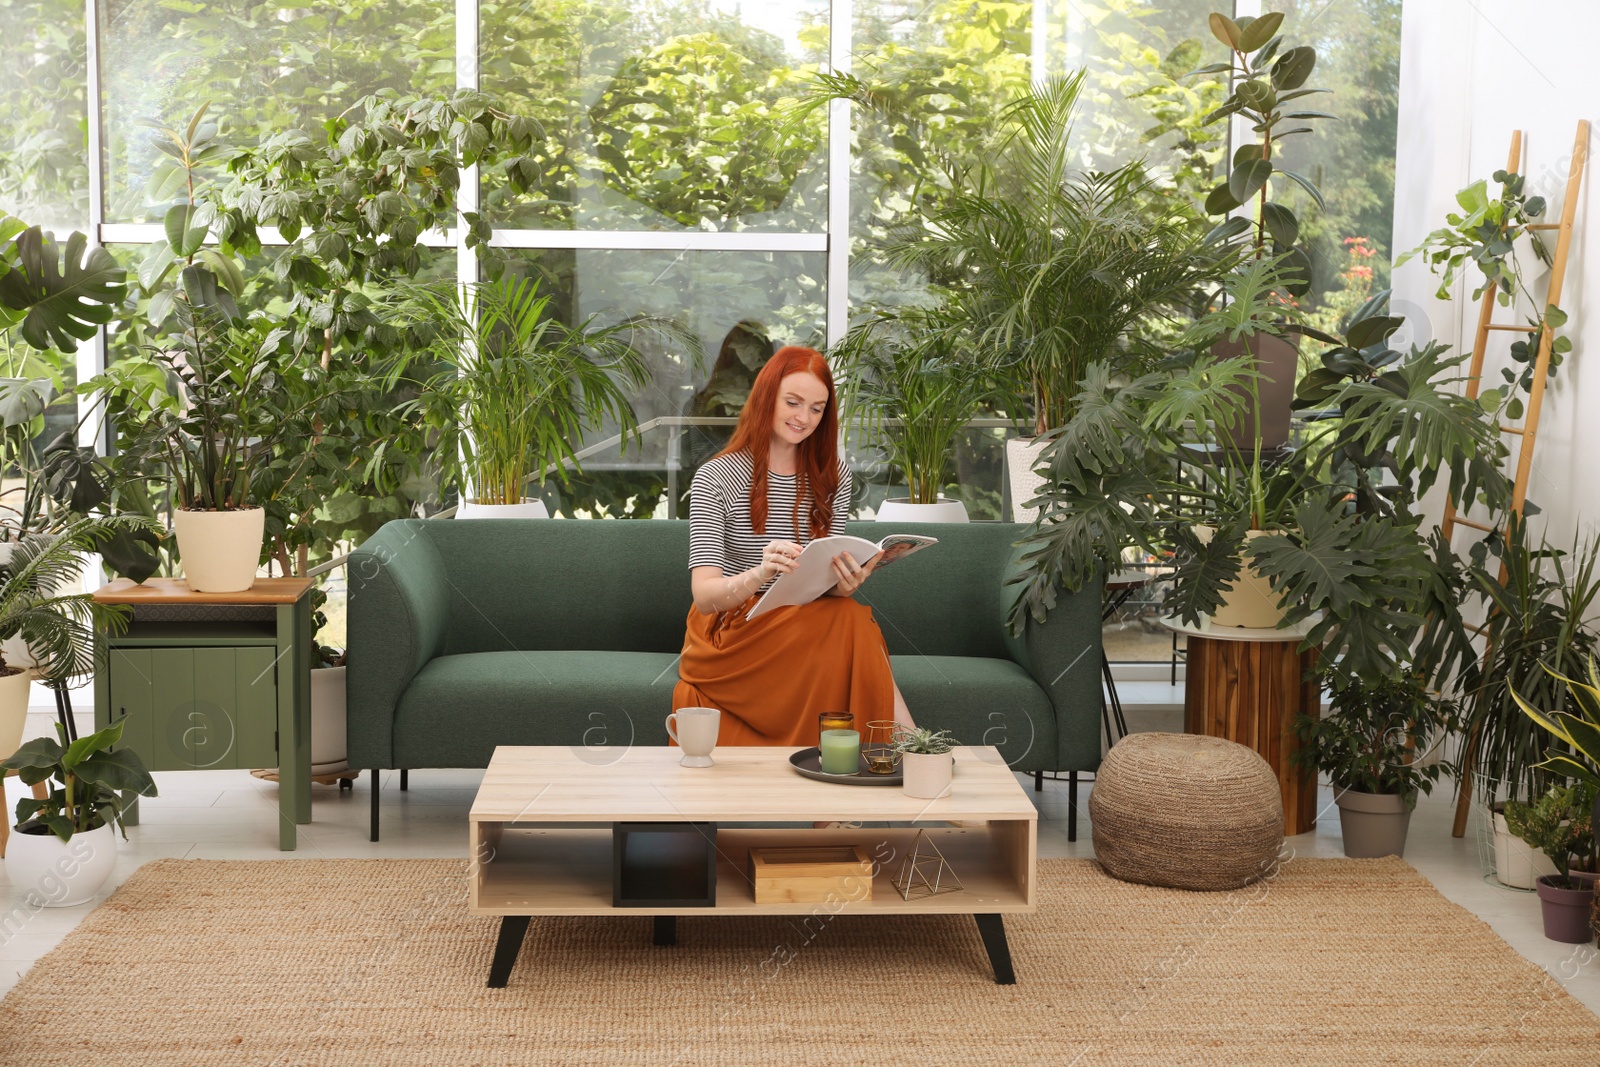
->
[1443,121,1590,837]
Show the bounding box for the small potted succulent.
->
[892,727,960,800]
[2,718,157,906]
[1504,783,1596,943]
[1292,673,1453,858]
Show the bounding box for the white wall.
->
[1393,0,1597,551]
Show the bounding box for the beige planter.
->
[457,499,549,519]
[901,751,954,800]
[1493,808,1561,889]
[1196,526,1289,630]
[1006,437,1051,523]
[0,668,30,761]
[173,507,265,593]
[875,498,970,523]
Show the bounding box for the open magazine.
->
[745,534,937,620]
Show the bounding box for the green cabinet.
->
[103,647,278,771]
[93,577,314,850]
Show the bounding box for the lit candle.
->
[819,729,861,775]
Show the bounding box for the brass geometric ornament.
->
[894,829,964,901]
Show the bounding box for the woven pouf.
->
[1089,732,1285,891]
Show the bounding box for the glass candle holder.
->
[818,710,854,744]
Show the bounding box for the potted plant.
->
[1515,656,1600,942]
[1291,673,1453,858]
[1,718,156,906]
[388,275,652,518]
[829,307,992,523]
[102,290,321,591]
[800,72,1220,519]
[892,726,960,800]
[1503,783,1596,943]
[1187,8,1333,448]
[0,519,144,764]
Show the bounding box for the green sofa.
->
[347,518,1104,839]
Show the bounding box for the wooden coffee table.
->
[468,745,1038,985]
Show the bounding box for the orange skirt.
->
[672,594,896,747]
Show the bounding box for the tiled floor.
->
[2,709,1597,1017]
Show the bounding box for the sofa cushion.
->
[393,651,680,767]
[418,520,694,656]
[889,655,1059,773]
[391,648,1058,773]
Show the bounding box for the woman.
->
[672,345,915,746]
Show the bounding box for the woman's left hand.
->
[830,552,875,595]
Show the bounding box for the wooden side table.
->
[93,577,313,851]
[1159,616,1320,836]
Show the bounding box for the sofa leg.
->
[400,769,409,792]
[1068,771,1078,843]
[371,771,381,843]
[1034,770,1043,793]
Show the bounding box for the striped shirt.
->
[688,452,851,585]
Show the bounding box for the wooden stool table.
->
[93,578,314,851]
[1159,616,1320,836]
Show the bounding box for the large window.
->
[0,1,1405,664]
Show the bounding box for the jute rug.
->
[0,856,1595,1065]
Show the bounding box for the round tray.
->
[789,747,902,785]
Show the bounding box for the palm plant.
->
[0,518,145,682]
[1456,527,1600,807]
[829,308,994,506]
[389,276,653,508]
[801,71,1223,436]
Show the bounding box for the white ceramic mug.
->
[665,707,720,768]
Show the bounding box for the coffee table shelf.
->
[473,826,1032,916]
[468,746,1038,986]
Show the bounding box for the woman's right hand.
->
[759,540,804,581]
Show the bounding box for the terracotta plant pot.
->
[457,499,549,519]
[1534,875,1596,944]
[1335,788,1412,858]
[173,506,265,592]
[875,498,969,523]
[901,751,953,800]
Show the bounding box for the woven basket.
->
[1090,732,1285,892]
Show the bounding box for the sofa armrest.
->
[1003,568,1105,774]
[347,521,451,769]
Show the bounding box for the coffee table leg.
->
[653,916,677,946]
[487,915,531,988]
[974,914,1016,985]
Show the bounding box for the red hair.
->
[717,345,840,540]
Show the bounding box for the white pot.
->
[1006,437,1050,523]
[4,821,117,907]
[457,499,549,520]
[1195,526,1289,630]
[311,666,348,775]
[173,507,265,593]
[901,751,954,800]
[1493,809,1560,889]
[0,542,83,673]
[876,498,970,523]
